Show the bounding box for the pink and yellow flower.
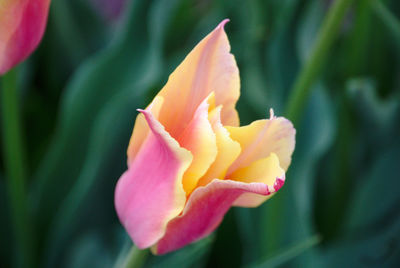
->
[115,19,296,255]
[0,0,51,74]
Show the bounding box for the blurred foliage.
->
[1,0,400,267]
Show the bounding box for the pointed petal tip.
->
[137,108,152,118]
[269,175,285,193]
[137,108,149,118]
[218,19,230,29]
[269,108,275,119]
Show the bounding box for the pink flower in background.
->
[114,19,296,255]
[0,0,51,75]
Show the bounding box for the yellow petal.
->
[227,153,285,207]
[197,106,241,187]
[226,111,295,174]
[178,95,217,195]
[156,19,240,138]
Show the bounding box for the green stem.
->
[372,0,400,47]
[114,245,149,268]
[285,0,354,125]
[1,69,32,267]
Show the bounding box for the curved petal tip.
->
[219,19,230,29]
[269,108,275,119]
[273,177,285,192]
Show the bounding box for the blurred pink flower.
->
[115,20,296,254]
[0,0,51,74]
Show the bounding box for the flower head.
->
[0,0,51,74]
[115,19,296,254]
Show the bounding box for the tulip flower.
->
[115,19,296,255]
[0,0,51,75]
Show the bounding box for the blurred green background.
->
[1,0,400,267]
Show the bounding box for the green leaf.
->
[34,0,190,267]
[343,140,400,233]
[31,0,162,241]
[315,215,400,268]
[346,78,400,145]
[65,231,119,268]
[259,85,336,260]
[290,84,337,233]
[296,0,324,63]
[263,18,299,112]
[42,90,143,268]
[249,235,321,268]
[0,174,12,268]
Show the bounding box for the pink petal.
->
[126,97,164,165]
[0,0,50,74]
[153,178,282,254]
[114,98,193,248]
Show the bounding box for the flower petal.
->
[0,0,50,74]
[197,106,241,187]
[153,179,276,255]
[226,110,296,174]
[156,19,240,138]
[115,99,193,248]
[127,96,164,165]
[178,94,217,195]
[227,153,285,207]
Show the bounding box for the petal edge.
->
[115,104,192,248]
[153,178,274,254]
